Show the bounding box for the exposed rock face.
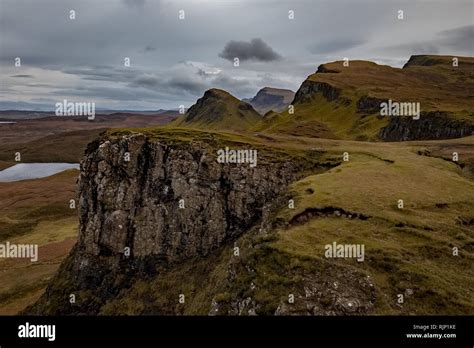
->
[274,272,376,315]
[292,80,342,104]
[379,112,474,141]
[27,133,315,314]
[79,134,299,262]
[356,96,387,114]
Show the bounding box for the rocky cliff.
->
[27,130,339,315]
[379,111,473,141]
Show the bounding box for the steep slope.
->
[173,88,261,131]
[255,55,474,141]
[244,87,295,115]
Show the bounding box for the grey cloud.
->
[26,83,54,88]
[437,25,474,51]
[61,66,139,82]
[50,85,161,102]
[168,77,206,95]
[380,42,440,55]
[378,25,474,56]
[128,62,254,100]
[10,74,33,78]
[123,0,146,8]
[219,38,281,62]
[132,76,160,88]
[310,38,366,54]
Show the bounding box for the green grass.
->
[74,131,474,315]
[267,138,474,314]
[254,56,473,140]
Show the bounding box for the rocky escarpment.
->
[356,96,387,114]
[78,134,301,262]
[292,80,343,104]
[379,111,473,141]
[27,132,334,315]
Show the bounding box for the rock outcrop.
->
[27,131,331,314]
[292,80,342,104]
[78,133,300,262]
[379,111,473,141]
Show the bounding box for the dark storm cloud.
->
[219,38,281,62]
[309,38,367,54]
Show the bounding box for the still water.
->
[0,163,79,182]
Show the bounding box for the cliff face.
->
[292,80,342,104]
[28,131,333,314]
[78,133,298,262]
[379,111,473,141]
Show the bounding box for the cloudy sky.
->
[0,0,473,110]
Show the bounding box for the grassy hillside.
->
[0,170,78,314]
[255,55,474,140]
[79,127,474,315]
[172,88,262,131]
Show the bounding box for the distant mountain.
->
[255,55,474,140]
[244,87,295,115]
[0,101,54,112]
[173,88,261,131]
